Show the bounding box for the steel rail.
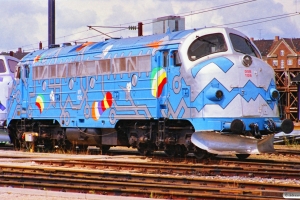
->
[31,158,300,179]
[0,164,290,200]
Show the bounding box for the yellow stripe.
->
[103,96,110,109]
[157,71,166,85]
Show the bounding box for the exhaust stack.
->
[48,0,55,47]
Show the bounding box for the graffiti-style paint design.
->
[35,95,45,113]
[0,102,6,111]
[92,92,113,121]
[69,42,95,53]
[7,27,285,135]
[191,57,234,78]
[33,54,45,63]
[5,26,293,157]
[146,41,163,48]
[151,67,167,98]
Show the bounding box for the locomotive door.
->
[154,51,169,119]
[156,49,184,119]
[16,64,29,118]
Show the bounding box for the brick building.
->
[254,37,300,121]
[0,48,28,60]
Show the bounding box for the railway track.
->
[0,153,299,199]
[0,163,294,200]
[0,148,300,199]
[32,158,300,179]
[275,149,300,156]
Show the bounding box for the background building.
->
[0,48,28,60]
[254,37,300,121]
[152,16,185,34]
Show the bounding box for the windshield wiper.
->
[196,36,216,45]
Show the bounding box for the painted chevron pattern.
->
[193,78,277,112]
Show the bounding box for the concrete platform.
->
[0,187,161,200]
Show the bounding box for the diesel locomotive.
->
[6,27,294,159]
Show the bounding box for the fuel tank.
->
[65,128,101,146]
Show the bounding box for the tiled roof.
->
[253,40,274,56]
[283,38,300,52]
[254,38,300,56]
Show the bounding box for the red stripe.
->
[35,102,42,113]
[157,77,167,97]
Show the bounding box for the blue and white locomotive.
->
[0,55,19,144]
[6,27,293,158]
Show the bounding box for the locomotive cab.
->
[179,28,293,156]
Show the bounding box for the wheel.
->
[137,147,150,156]
[207,153,218,159]
[164,145,187,157]
[236,154,250,160]
[164,145,175,157]
[164,149,175,157]
[101,145,110,154]
[194,147,207,159]
[137,143,151,156]
[179,145,188,157]
[164,150,175,157]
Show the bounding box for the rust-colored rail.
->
[0,164,291,200]
[31,157,300,180]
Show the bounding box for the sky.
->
[0,0,300,53]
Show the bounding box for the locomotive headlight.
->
[270,88,279,100]
[206,88,224,101]
[242,55,252,67]
[216,90,223,99]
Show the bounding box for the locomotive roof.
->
[22,27,243,66]
[22,28,198,64]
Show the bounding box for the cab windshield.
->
[188,33,227,61]
[230,33,260,58]
[8,59,18,73]
[0,59,6,73]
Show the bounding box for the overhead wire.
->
[232,12,300,28]
[65,0,257,43]
[209,12,300,28]
[142,0,257,26]
[11,0,299,52]
[18,0,258,51]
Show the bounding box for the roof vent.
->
[62,43,72,47]
[49,44,60,49]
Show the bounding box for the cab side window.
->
[173,51,181,66]
[163,51,168,67]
